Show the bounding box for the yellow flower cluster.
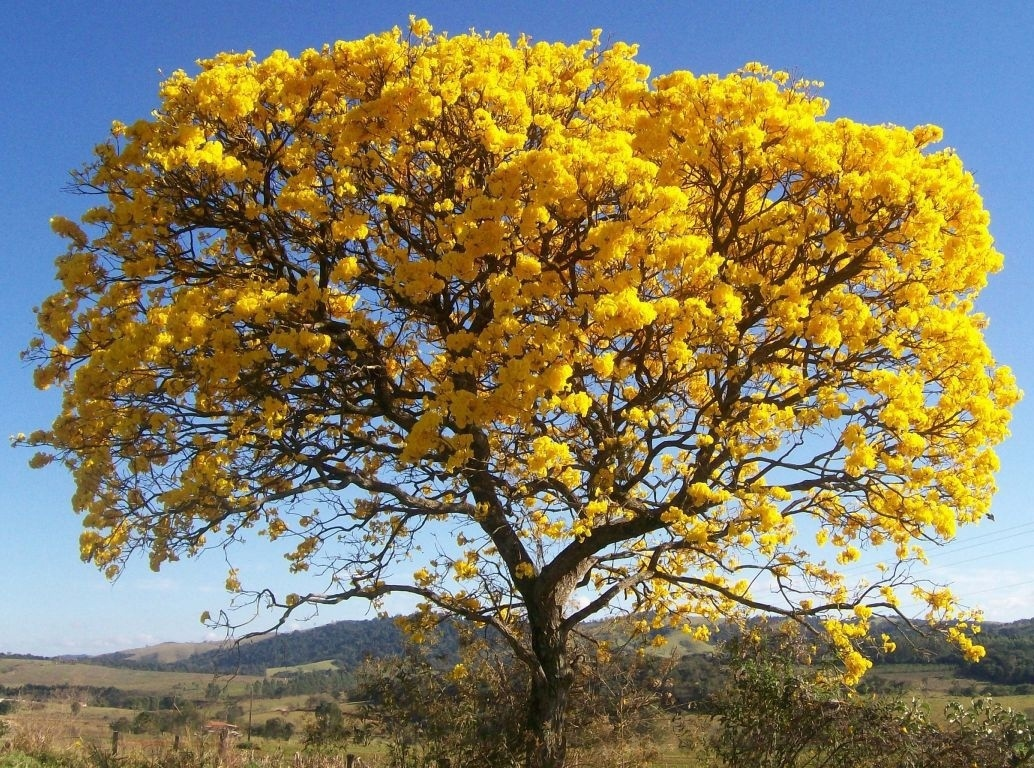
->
[27,24,1016,676]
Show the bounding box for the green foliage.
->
[938,697,1034,767]
[252,716,295,741]
[303,700,349,746]
[252,667,355,698]
[353,647,525,768]
[0,753,59,768]
[104,699,200,736]
[869,618,1034,686]
[67,615,1034,693]
[709,628,1034,768]
[7,618,1034,768]
[961,622,1034,685]
[710,631,923,767]
[168,618,415,675]
[665,649,726,709]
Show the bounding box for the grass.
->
[2,707,350,766]
[0,659,261,697]
[1,699,700,767]
[264,660,339,677]
[858,662,1034,724]
[0,752,61,768]
[4,655,1034,768]
[0,677,384,767]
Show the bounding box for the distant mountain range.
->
[12,614,1033,688]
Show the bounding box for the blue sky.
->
[2,1,1032,656]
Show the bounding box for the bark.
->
[525,618,575,768]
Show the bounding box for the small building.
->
[203,720,241,737]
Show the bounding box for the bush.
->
[708,627,1034,768]
[933,697,1034,768]
[352,629,671,768]
[254,716,294,741]
[352,647,526,768]
[0,752,57,768]
[303,701,348,746]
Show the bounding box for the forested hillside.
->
[860,618,1034,686]
[962,620,1034,685]
[84,615,1034,687]
[92,617,418,675]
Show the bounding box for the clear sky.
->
[2,1,1032,657]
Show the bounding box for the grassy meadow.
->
[3,650,1034,767]
[0,658,261,698]
[0,653,703,767]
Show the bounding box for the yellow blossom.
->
[25,26,1017,711]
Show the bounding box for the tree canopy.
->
[25,19,1018,767]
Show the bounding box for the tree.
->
[352,627,669,768]
[303,700,347,746]
[23,18,1018,768]
[261,716,296,741]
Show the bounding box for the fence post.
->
[110,730,120,756]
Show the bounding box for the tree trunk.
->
[526,620,574,768]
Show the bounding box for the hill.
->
[91,616,429,675]
[73,613,1034,690]
[104,640,228,666]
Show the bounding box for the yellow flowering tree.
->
[25,19,1018,768]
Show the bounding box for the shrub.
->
[708,627,1034,768]
[254,717,294,741]
[0,752,56,768]
[303,701,348,746]
[352,629,671,768]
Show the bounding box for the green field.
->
[0,658,260,697]
[265,660,340,677]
